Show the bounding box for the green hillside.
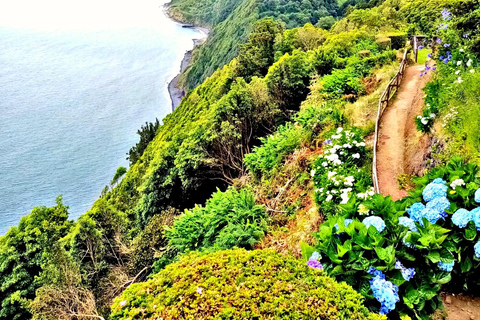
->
[2,0,480,319]
[169,0,339,89]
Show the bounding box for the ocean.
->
[0,0,203,234]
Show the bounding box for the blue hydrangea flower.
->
[363,216,386,233]
[307,259,323,270]
[452,209,472,228]
[370,275,399,315]
[309,251,321,261]
[368,267,385,279]
[399,217,418,232]
[474,241,480,258]
[395,260,415,281]
[471,207,480,231]
[432,178,447,184]
[344,219,353,227]
[421,207,447,225]
[423,182,448,202]
[438,261,455,272]
[426,196,450,212]
[475,188,480,203]
[408,202,426,222]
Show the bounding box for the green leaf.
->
[336,243,349,258]
[300,241,315,262]
[461,256,473,273]
[375,247,388,261]
[426,251,440,263]
[437,273,452,284]
[465,221,477,241]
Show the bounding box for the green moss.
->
[110,249,384,320]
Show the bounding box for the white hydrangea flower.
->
[327,171,336,179]
[470,69,475,73]
[337,127,343,133]
[457,61,462,66]
[455,70,461,75]
[450,179,465,190]
[326,194,333,202]
[340,193,350,204]
[311,170,316,177]
[352,153,360,159]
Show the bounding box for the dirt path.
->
[376,64,480,319]
[376,64,428,200]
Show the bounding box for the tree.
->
[265,50,313,111]
[0,197,71,320]
[110,167,127,187]
[236,18,285,82]
[127,119,160,165]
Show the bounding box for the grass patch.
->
[417,48,432,64]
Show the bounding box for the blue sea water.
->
[0,0,204,234]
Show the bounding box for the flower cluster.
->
[307,251,323,270]
[312,127,372,212]
[475,241,480,258]
[442,106,459,130]
[368,268,399,315]
[395,260,415,281]
[475,188,480,203]
[450,178,465,189]
[422,178,448,201]
[452,209,472,228]
[441,8,451,20]
[363,216,386,233]
[407,186,450,225]
[399,217,418,232]
[438,261,455,272]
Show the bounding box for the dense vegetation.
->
[2,0,480,319]
[168,0,340,89]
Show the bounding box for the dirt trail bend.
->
[376,64,429,200]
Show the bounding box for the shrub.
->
[110,249,385,320]
[375,37,391,50]
[166,188,267,253]
[244,122,303,178]
[358,50,371,58]
[305,157,480,318]
[385,32,407,50]
[312,126,373,217]
[322,67,365,96]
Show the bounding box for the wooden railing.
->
[372,48,409,194]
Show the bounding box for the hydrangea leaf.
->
[465,221,477,241]
[460,256,473,273]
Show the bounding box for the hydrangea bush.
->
[304,157,480,319]
[312,126,373,217]
[415,8,478,133]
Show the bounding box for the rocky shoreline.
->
[163,4,209,111]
